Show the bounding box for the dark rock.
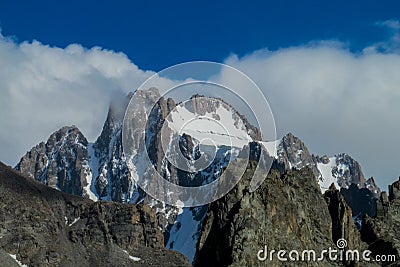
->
[359,178,400,266]
[195,161,352,267]
[324,186,365,250]
[277,133,320,177]
[15,126,90,196]
[389,177,400,201]
[0,162,190,267]
[340,184,377,229]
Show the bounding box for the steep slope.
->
[194,160,371,267]
[0,162,189,266]
[15,126,91,197]
[360,178,400,265]
[340,184,378,229]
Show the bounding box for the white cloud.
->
[0,34,154,165]
[364,19,400,53]
[223,41,400,189]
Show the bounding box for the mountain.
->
[194,161,373,266]
[15,88,383,264]
[261,133,380,196]
[15,126,91,197]
[0,162,190,266]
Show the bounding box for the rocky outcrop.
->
[277,133,319,177]
[324,184,365,251]
[91,93,131,201]
[333,154,366,190]
[195,161,354,267]
[340,184,377,229]
[389,177,400,201]
[359,179,400,266]
[365,177,381,198]
[0,162,190,266]
[15,126,90,197]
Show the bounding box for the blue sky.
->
[0,1,400,189]
[1,0,399,70]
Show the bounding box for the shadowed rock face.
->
[194,161,373,267]
[0,162,190,267]
[360,178,400,266]
[340,184,377,229]
[324,184,365,251]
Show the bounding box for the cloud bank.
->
[1,21,399,189]
[0,33,154,165]
[224,43,400,189]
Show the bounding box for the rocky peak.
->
[179,133,200,161]
[323,185,366,263]
[314,152,380,197]
[195,160,367,266]
[185,94,220,115]
[333,153,366,189]
[276,133,320,178]
[180,94,262,141]
[360,177,400,263]
[365,176,380,198]
[15,125,89,196]
[389,177,400,201]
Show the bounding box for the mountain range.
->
[1,88,398,266]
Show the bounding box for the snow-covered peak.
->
[167,99,252,149]
[259,133,380,196]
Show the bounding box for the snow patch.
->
[84,143,99,201]
[122,250,141,262]
[8,254,28,267]
[68,217,80,227]
[317,157,340,192]
[166,207,205,264]
[168,104,252,149]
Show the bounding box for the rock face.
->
[340,184,377,229]
[277,132,319,176]
[194,161,366,267]
[389,177,400,201]
[360,178,400,265]
[324,185,365,252]
[0,162,189,267]
[15,126,90,197]
[333,154,366,189]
